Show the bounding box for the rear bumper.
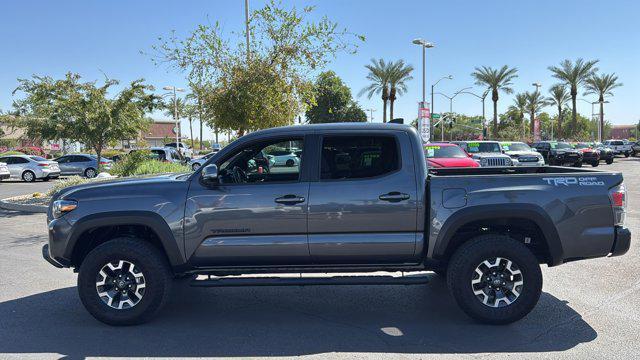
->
[610,226,631,257]
[0,173,9,180]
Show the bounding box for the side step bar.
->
[190,273,430,287]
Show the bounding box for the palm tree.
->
[471,65,518,137]
[525,90,547,136]
[546,84,570,138]
[359,59,391,122]
[548,58,599,135]
[585,73,623,141]
[508,93,528,122]
[387,60,414,121]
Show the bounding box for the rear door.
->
[307,131,419,264]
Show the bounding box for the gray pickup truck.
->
[43,123,630,326]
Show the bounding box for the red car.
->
[424,143,479,168]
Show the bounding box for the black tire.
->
[446,235,542,325]
[432,267,447,278]
[574,161,582,167]
[286,159,295,167]
[624,152,630,158]
[43,177,51,181]
[591,161,599,167]
[78,238,172,326]
[22,170,36,182]
[84,168,97,178]
[606,158,614,164]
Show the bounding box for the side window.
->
[0,157,11,164]
[321,136,399,180]
[218,138,303,184]
[14,157,29,164]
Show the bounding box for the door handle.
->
[275,194,306,205]
[379,192,410,202]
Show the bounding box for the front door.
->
[307,132,419,264]
[184,136,311,267]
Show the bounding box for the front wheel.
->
[624,152,630,158]
[78,238,172,325]
[591,161,599,167]
[574,161,582,167]
[606,158,614,164]
[446,235,542,324]
[84,168,97,178]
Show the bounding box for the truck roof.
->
[244,123,415,138]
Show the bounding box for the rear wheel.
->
[22,171,35,182]
[78,238,172,325]
[574,161,582,167]
[591,161,599,167]
[84,168,97,178]
[624,152,630,158]
[446,235,542,324]
[606,158,614,164]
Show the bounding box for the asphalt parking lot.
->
[1,159,639,359]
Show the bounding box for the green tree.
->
[14,73,156,171]
[525,90,547,134]
[548,58,599,135]
[387,60,414,121]
[306,71,366,123]
[584,72,623,141]
[359,58,391,122]
[546,84,570,138]
[471,65,519,137]
[508,93,528,123]
[151,0,363,134]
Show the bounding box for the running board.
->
[190,273,430,287]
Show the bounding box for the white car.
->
[604,140,632,157]
[0,155,60,182]
[500,142,545,167]
[188,152,216,171]
[146,147,186,164]
[164,142,193,159]
[268,152,301,167]
[0,162,10,181]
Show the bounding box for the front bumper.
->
[610,226,631,257]
[512,159,545,167]
[42,244,64,268]
[0,172,9,180]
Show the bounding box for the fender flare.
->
[432,204,564,266]
[64,211,185,267]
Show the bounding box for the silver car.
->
[0,155,60,182]
[54,154,112,178]
[188,152,215,171]
[0,162,10,181]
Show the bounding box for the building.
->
[610,125,638,140]
[117,119,184,149]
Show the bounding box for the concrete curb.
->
[0,197,48,213]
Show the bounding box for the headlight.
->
[52,200,77,219]
[480,158,488,166]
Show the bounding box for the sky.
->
[1,0,638,142]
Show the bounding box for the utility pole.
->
[245,0,250,61]
[365,108,376,122]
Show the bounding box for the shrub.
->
[126,160,190,176]
[46,176,92,196]
[110,150,152,177]
[0,150,25,156]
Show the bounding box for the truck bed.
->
[428,165,610,177]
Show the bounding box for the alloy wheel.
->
[96,260,146,310]
[471,257,523,308]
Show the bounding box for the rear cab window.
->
[320,136,399,180]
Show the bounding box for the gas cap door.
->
[442,188,467,209]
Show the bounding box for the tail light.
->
[38,163,49,167]
[100,161,109,165]
[609,183,626,226]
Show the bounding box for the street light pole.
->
[435,87,471,141]
[412,38,434,140]
[163,86,185,155]
[365,108,376,122]
[430,75,452,140]
[245,0,250,61]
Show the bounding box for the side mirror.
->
[201,164,218,182]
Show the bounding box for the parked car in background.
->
[500,142,545,167]
[55,154,112,178]
[211,143,222,153]
[424,142,479,168]
[148,147,186,164]
[0,155,60,182]
[631,141,640,157]
[532,141,583,167]
[266,148,301,167]
[0,162,10,181]
[188,152,216,171]
[604,140,632,157]
[452,141,513,167]
[573,143,600,167]
[591,142,615,164]
[164,142,193,159]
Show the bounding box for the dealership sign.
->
[418,102,430,143]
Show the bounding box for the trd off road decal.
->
[542,177,605,186]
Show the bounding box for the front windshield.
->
[465,142,501,153]
[574,143,590,149]
[551,142,573,150]
[501,142,531,152]
[424,145,467,158]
